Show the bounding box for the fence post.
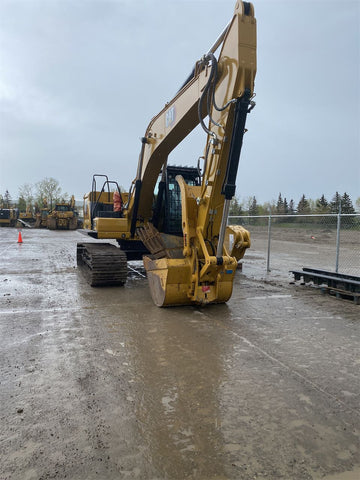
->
[267,214,272,272]
[335,204,341,273]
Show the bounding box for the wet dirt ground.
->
[0,228,359,480]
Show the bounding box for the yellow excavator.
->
[77,0,256,306]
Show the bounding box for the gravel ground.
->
[0,227,359,480]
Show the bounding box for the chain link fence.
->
[229,214,360,277]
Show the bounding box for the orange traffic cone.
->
[17,231,23,244]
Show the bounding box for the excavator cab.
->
[84,175,124,229]
[81,167,201,261]
[152,165,201,235]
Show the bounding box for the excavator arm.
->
[138,1,256,305]
[126,1,256,237]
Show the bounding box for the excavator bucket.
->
[143,257,192,307]
[140,223,240,307]
[143,254,237,307]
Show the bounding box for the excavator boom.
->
[127,2,256,231]
[78,1,256,306]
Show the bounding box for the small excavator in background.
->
[78,0,256,306]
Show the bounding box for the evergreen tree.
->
[276,193,284,214]
[341,192,355,214]
[249,196,259,216]
[316,194,329,213]
[229,196,243,216]
[297,194,310,214]
[3,190,11,208]
[330,192,342,213]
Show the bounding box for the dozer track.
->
[77,243,127,287]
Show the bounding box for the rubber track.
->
[77,243,127,286]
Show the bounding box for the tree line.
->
[230,192,359,216]
[0,178,68,211]
[1,182,359,217]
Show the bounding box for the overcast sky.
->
[0,0,359,206]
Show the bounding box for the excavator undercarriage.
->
[77,243,127,287]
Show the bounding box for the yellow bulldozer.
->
[78,1,256,306]
[0,208,19,227]
[47,196,79,230]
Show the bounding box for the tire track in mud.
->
[215,318,359,417]
[196,279,360,418]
